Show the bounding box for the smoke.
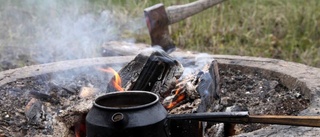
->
[0,0,148,92]
[0,0,146,64]
[182,53,212,77]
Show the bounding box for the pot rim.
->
[94,91,160,110]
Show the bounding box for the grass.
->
[111,0,320,67]
[0,0,320,68]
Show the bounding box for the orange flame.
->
[166,87,186,109]
[166,93,186,109]
[174,86,182,95]
[98,67,124,91]
[75,114,86,137]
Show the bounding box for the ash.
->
[217,68,309,134]
[0,68,111,136]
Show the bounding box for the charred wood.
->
[196,59,220,112]
[166,59,221,137]
[164,59,221,112]
[107,49,183,98]
[29,91,59,105]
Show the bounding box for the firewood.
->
[107,49,184,98]
[164,59,221,111]
[165,59,221,137]
[196,59,220,112]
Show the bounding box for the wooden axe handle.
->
[166,0,225,24]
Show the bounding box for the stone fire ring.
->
[1,54,320,136]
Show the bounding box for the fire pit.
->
[0,43,320,136]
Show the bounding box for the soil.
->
[0,63,310,136]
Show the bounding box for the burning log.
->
[106,49,184,98]
[164,60,221,137]
[164,59,220,112]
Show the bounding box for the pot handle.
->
[167,111,249,123]
[167,111,320,127]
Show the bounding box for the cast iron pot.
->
[86,91,169,137]
[86,91,320,137]
[86,91,250,137]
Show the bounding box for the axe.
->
[144,0,225,53]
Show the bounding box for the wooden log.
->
[168,59,221,137]
[196,59,220,112]
[107,49,184,98]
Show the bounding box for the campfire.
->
[0,42,316,137]
[2,0,320,136]
[85,48,222,137]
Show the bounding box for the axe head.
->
[144,4,176,53]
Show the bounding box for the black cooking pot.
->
[86,91,320,137]
[86,91,249,137]
[86,91,169,137]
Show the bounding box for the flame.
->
[165,87,186,109]
[174,86,182,95]
[98,67,124,91]
[166,93,186,109]
[75,114,87,137]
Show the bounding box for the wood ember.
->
[163,75,201,111]
[162,60,221,137]
[165,59,221,113]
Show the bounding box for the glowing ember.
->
[98,67,124,91]
[166,87,186,109]
[75,114,87,137]
[166,94,186,109]
[174,86,182,95]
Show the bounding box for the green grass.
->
[112,0,320,67]
[1,0,320,68]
